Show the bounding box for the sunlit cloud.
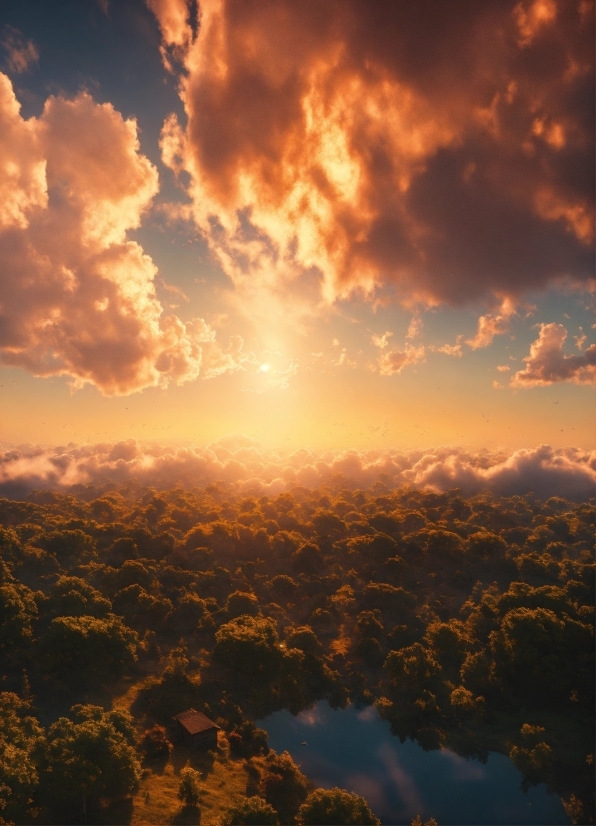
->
[0,75,244,395]
[375,344,425,376]
[149,0,594,322]
[1,440,593,500]
[466,299,517,350]
[511,323,596,387]
[1,25,39,74]
[431,336,464,357]
[372,332,393,349]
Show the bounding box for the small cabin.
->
[173,709,220,750]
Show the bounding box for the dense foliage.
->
[0,481,593,824]
[296,787,381,825]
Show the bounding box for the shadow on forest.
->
[171,805,201,825]
[145,744,217,779]
[93,796,133,825]
[131,675,204,726]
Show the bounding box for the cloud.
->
[496,365,511,372]
[406,317,422,339]
[371,331,393,349]
[511,322,596,386]
[466,298,516,349]
[574,330,587,350]
[376,344,425,375]
[1,26,39,74]
[0,75,245,395]
[0,441,593,501]
[332,348,356,368]
[149,0,594,316]
[431,335,464,357]
[251,359,298,391]
[145,0,197,71]
[377,744,423,817]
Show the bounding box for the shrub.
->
[227,721,269,759]
[141,725,172,759]
[296,787,380,825]
[178,766,201,807]
[222,795,278,825]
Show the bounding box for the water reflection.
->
[258,701,569,825]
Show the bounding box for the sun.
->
[259,363,270,372]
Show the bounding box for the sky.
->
[0,0,594,489]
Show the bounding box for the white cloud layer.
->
[0,440,593,501]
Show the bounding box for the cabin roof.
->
[174,708,220,735]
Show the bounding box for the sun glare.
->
[259,363,270,372]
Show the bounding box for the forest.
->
[0,480,593,825]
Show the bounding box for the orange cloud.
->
[513,0,557,47]
[406,317,423,339]
[0,75,244,395]
[431,335,464,357]
[511,322,596,386]
[149,0,594,315]
[1,26,39,74]
[371,331,393,349]
[376,344,425,376]
[466,299,517,349]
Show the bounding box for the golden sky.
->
[0,0,593,481]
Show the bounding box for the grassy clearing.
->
[104,665,253,825]
[130,739,256,826]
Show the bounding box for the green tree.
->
[354,635,384,668]
[227,721,269,759]
[269,575,297,600]
[141,725,172,759]
[296,787,380,825]
[0,692,44,823]
[46,576,112,619]
[449,686,485,723]
[40,615,138,683]
[285,626,323,656]
[508,724,553,788]
[259,750,310,823]
[385,643,442,694]
[226,591,259,618]
[490,607,594,702]
[222,795,278,825]
[41,529,95,563]
[43,705,141,820]
[178,766,201,807]
[112,584,173,629]
[0,526,21,568]
[292,544,325,575]
[356,611,384,640]
[424,621,470,675]
[0,581,38,655]
[171,592,209,633]
[213,616,282,679]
